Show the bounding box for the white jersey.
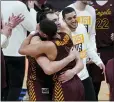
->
[1,1,37,56]
[70,24,102,80]
[59,3,97,49]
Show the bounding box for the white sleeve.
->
[89,8,97,50]
[29,8,37,23]
[15,2,37,32]
[1,34,9,48]
[85,28,103,65]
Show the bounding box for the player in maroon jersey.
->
[19,19,84,101]
[87,0,114,100]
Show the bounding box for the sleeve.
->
[85,27,103,65]
[1,34,9,48]
[29,8,37,23]
[15,2,37,32]
[89,8,97,50]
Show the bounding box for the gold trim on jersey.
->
[27,80,36,101]
[53,75,64,101]
[55,34,70,46]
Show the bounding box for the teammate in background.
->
[60,7,105,101]
[86,0,114,99]
[1,1,36,101]
[59,0,97,50]
[1,14,24,101]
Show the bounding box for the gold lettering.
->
[96,9,112,17]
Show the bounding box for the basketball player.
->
[85,0,114,99]
[60,7,105,101]
[19,19,85,101]
[1,1,36,101]
[59,0,97,51]
[1,14,24,100]
[59,4,100,99]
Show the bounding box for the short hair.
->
[38,11,55,22]
[39,19,57,39]
[62,7,75,19]
[41,3,54,12]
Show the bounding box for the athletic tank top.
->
[27,33,52,82]
[52,32,76,75]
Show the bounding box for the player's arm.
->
[89,7,97,50]
[36,47,77,75]
[58,48,84,83]
[18,34,50,57]
[16,1,37,32]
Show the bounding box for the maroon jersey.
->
[52,32,84,101]
[92,0,114,48]
[27,33,53,101]
[106,58,114,101]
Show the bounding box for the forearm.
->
[87,48,103,65]
[71,59,84,75]
[19,36,32,55]
[48,56,73,74]
[90,34,97,50]
[37,55,73,75]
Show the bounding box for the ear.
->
[42,33,48,38]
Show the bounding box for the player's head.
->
[38,19,57,40]
[39,11,61,30]
[62,7,77,31]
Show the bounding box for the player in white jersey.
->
[1,1,36,101]
[59,0,97,50]
[58,7,105,101]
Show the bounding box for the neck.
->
[74,1,86,11]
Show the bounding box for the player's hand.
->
[58,69,75,83]
[86,59,94,64]
[8,13,24,28]
[97,63,105,74]
[1,22,12,38]
[68,47,76,62]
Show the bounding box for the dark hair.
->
[39,19,57,39]
[38,11,55,22]
[62,7,75,19]
[41,3,54,12]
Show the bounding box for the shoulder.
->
[86,5,96,14]
[12,1,28,12]
[42,41,56,49]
